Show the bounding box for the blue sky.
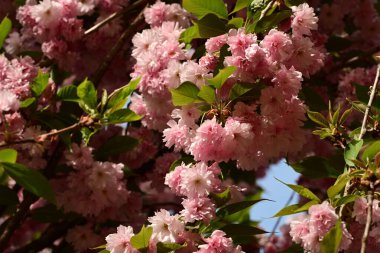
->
[250,160,299,233]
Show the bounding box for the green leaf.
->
[332,105,341,126]
[0,185,18,206]
[180,25,201,44]
[198,85,216,104]
[77,79,97,110]
[279,244,303,253]
[130,225,153,252]
[362,140,380,161]
[230,0,249,14]
[276,178,320,202]
[220,224,267,237]
[156,242,186,253]
[210,188,231,207]
[207,66,236,89]
[290,156,340,179]
[170,82,200,106]
[94,136,139,160]
[106,109,143,124]
[57,85,79,102]
[272,200,318,217]
[307,111,329,127]
[254,10,292,33]
[0,17,12,49]
[301,86,328,111]
[344,139,363,166]
[20,97,36,108]
[321,219,342,253]
[339,108,352,125]
[0,149,17,163]
[106,77,140,113]
[284,0,305,7]
[196,14,228,38]
[169,156,194,171]
[335,194,359,207]
[1,162,55,204]
[327,173,350,199]
[229,83,254,101]
[98,250,110,253]
[31,71,50,97]
[183,0,228,19]
[80,127,96,144]
[227,18,244,28]
[217,199,268,217]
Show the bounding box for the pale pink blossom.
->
[291,3,318,36]
[106,225,137,253]
[148,209,185,243]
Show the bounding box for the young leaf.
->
[106,77,140,112]
[362,140,380,162]
[272,200,319,217]
[31,71,50,97]
[156,242,186,253]
[0,149,17,163]
[207,66,236,89]
[106,109,143,124]
[130,225,153,252]
[0,17,12,49]
[344,139,363,166]
[229,83,253,101]
[77,79,97,110]
[284,0,305,7]
[170,82,200,106]
[254,10,292,33]
[217,199,268,217]
[320,219,342,253]
[198,85,216,104]
[276,178,320,202]
[57,85,79,102]
[307,111,329,127]
[20,97,36,108]
[327,173,350,199]
[339,108,352,125]
[227,18,244,28]
[334,194,359,207]
[196,14,228,38]
[209,188,231,207]
[1,162,56,204]
[183,0,228,19]
[332,105,341,126]
[180,25,201,44]
[94,136,139,160]
[230,0,249,14]
[290,156,340,179]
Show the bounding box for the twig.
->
[259,0,275,20]
[91,11,146,86]
[84,0,149,36]
[361,184,374,253]
[271,191,296,236]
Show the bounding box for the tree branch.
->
[361,185,374,253]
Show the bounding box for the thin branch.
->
[91,11,146,86]
[361,185,374,253]
[84,0,150,36]
[271,191,296,236]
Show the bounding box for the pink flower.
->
[181,197,216,224]
[0,90,20,113]
[165,163,188,195]
[308,201,338,237]
[197,230,243,253]
[291,3,318,36]
[148,209,185,243]
[64,143,94,170]
[163,120,194,152]
[30,0,64,28]
[260,29,293,62]
[106,225,137,253]
[227,29,257,56]
[205,34,228,53]
[180,61,210,87]
[66,224,103,252]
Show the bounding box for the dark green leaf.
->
[210,188,231,207]
[169,156,194,171]
[217,199,268,217]
[254,10,292,33]
[229,83,254,101]
[0,17,11,49]
[31,71,50,97]
[362,140,380,161]
[301,86,328,111]
[307,111,329,127]
[106,78,140,113]
[77,79,97,110]
[198,85,216,104]
[170,82,200,106]
[279,244,303,253]
[220,224,267,237]
[1,162,55,204]
[335,194,359,207]
[321,219,342,253]
[94,136,139,160]
[106,109,143,124]
[130,225,153,252]
[57,85,79,102]
[196,14,228,38]
[156,242,186,253]
[339,108,352,125]
[0,149,17,163]
[290,156,340,179]
[183,0,228,19]
[344,139,363,166]
[276,178,320,202]
[207,66,236,89]
[0,186,18,206]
